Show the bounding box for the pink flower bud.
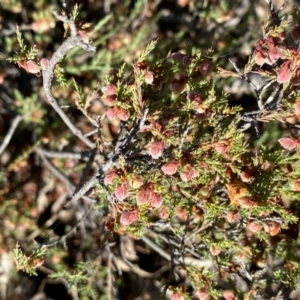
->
[247,221,262,234]
[179,164,199,182]
[159,207,169,219]
[161,161,180,175]
[278,137,297,150]
[254,49,267,66]
[170,292,184,300]
[104,170,118,185]
[240,170,254,183]
[136,187,152,205]
[210,245,221,256]
[26,60,40,74]
[268,46,280,64]
[114,182,128,201]
[150,192,162,208]
[226,211,240,223]
[106,107,119,120]
[117,107,130,121]
[144,70,154,84]
[120,209,138,225]
[223,290,235,300]
[102,84,117,95]
[294,100,300,115]
[102,95,116,107]
[148,140,165,159]
[40,58,49,70]
[238,196,257,208]
[78,30,89,43]
[277,60,292,84]
[215,143,229,155]
[196,286,209,300]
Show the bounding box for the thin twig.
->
[35,148,75,195]
[75,148,97,193]
[41,204,94,248]
[141,235,214,269]
[263,84,282,109]
[67,109,149,205]
[37,148,104,162]
[42,11,96,149]
[0,115,23,156]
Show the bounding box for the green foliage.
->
[13,243,46,276]
[7,26,39,63]
[13,90,45,125]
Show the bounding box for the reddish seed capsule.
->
[171,52,184,63]
[198,61,212,75]
[292,25,300,42]
[173,81,186,94]
[182,55,192,67]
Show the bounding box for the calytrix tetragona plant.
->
[7,1,300,299]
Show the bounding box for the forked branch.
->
[42,11,96,149]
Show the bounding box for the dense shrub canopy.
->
[2,0,300,299]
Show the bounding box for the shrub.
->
[2,0,300,299]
